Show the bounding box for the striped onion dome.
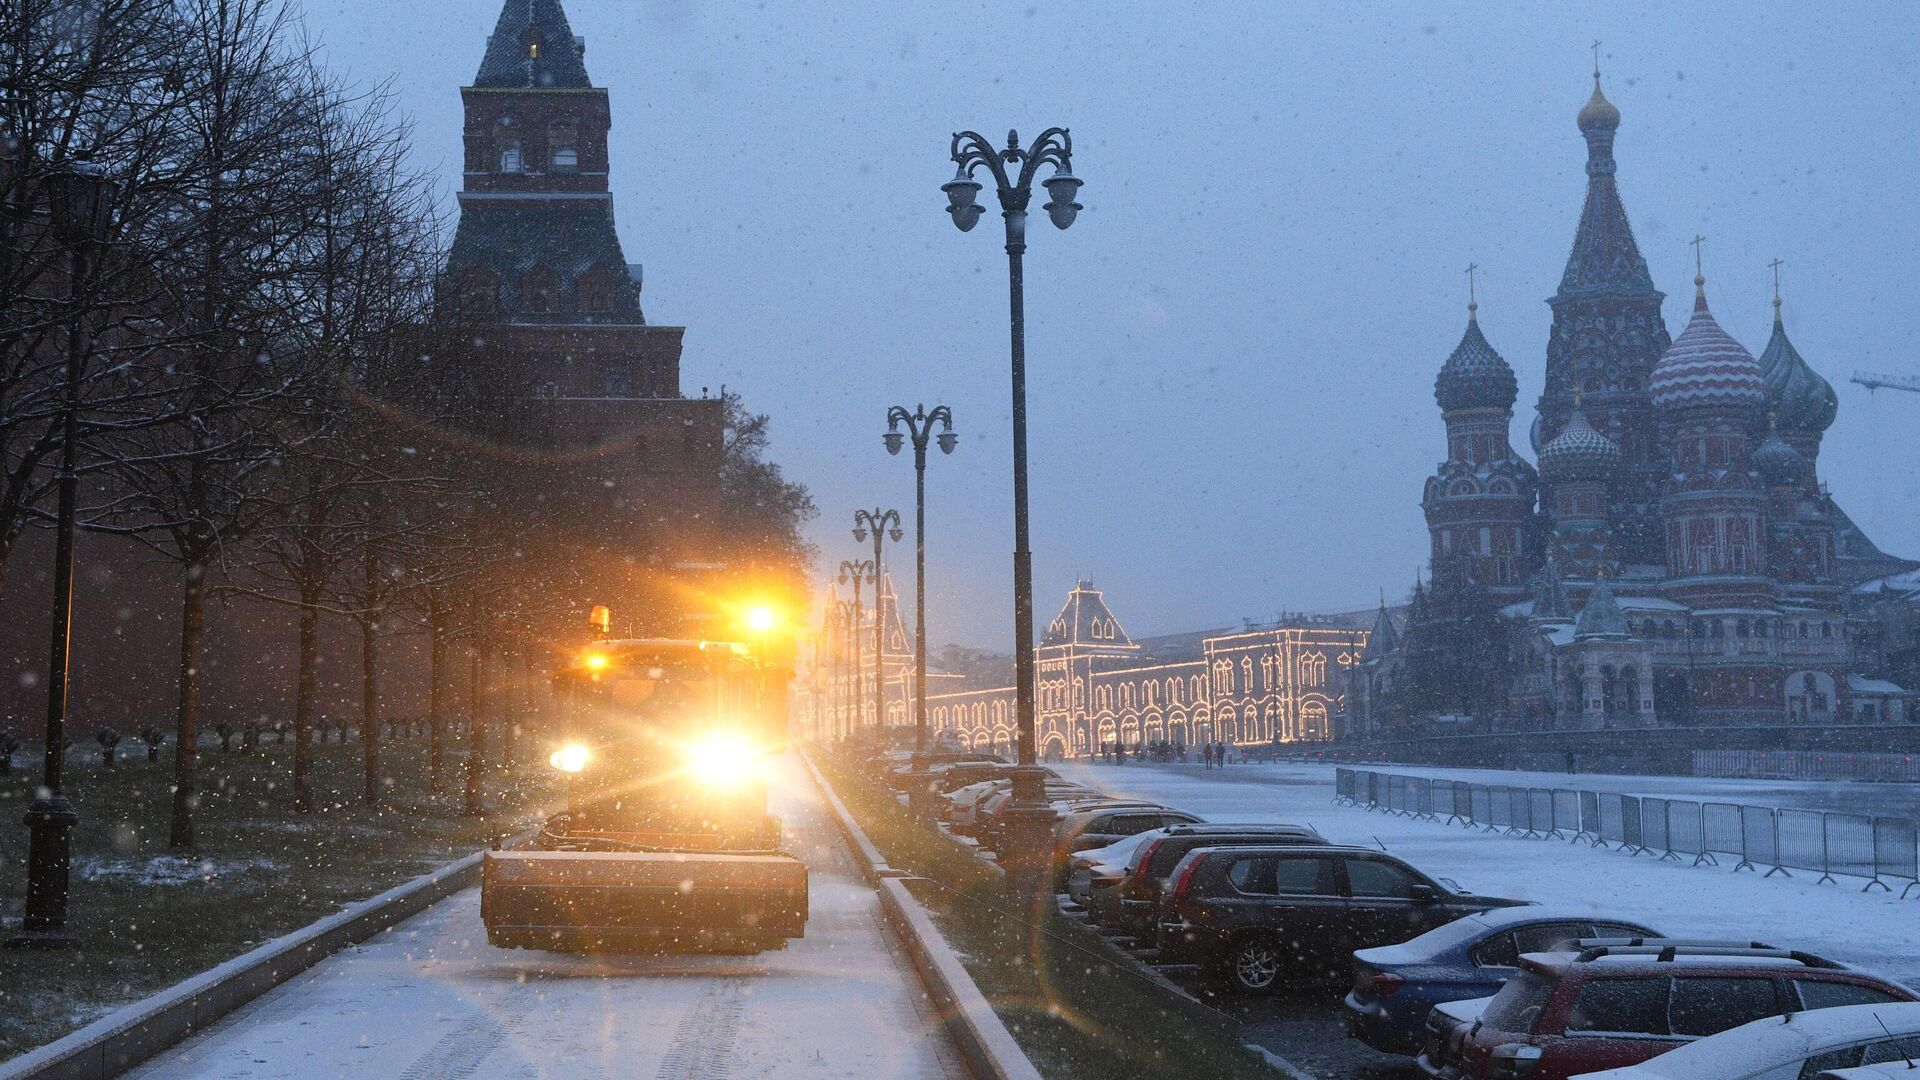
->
[1649,278,1767,411]
[1434,306,1519,412]
[1538,397,1621,482]
[1759,300,1838,435]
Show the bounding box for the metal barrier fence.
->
[1695,749,1920,783]
[1332,766,1920,897]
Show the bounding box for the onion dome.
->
[1649,277,1767,411]
[1577,76,1620,133]
[1573,575,1629,640]
[1753,415,1809,487]
[1434,303,1519,412]
[1539,394,1622,482]
[1758,297,1838,435]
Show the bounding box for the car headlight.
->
[549,743,590,773]
[687,732,759,789]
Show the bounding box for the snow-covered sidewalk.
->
[1056,761,1920,989]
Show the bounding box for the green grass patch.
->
[812,752,1277,1080]
[0,734,557,1061]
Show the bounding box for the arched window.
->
[577,266,615,313]
[458,267,499,315]
[1241,657,1253,691]
[549,120,579,169]
[521,263,560,313]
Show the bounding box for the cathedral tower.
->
[1422,298,1537,596]
[1534,73,1671,568]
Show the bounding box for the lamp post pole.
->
[837,560,874,745]
[885,405,956,815]
[10,163,116,950]
[833,599,851,740]
[942,128,1081,899]
[853,510,902,755]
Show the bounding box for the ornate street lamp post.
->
[852,509,903,754]
[837,560,875,742]
[9,162,117,950]
[942,128,1081,897]
[885,405,956,814]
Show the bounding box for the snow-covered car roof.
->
[1570,1002,1920,1079]
[1817,1065,1920,1079]
[1070,831,1159,876]
[1355,906,1658,967]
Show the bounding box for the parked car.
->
[987,797,1170,853]
[1051,804,1202,882]
[1064,831,1161,908]
[1156,845,1529,992]
[1419,995,1493,1078]
[963,783,1106,840]
[1103,823,1329,937]
[1569,1001,1920,1079]
[1449,942,1918,1080]
[950,780,1097,835]
[1345,907,1661,1056]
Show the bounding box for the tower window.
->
[550,121,578,169]
[577,268,614,313]
[458,267,499,315]
[604,367,632,396]
[521,263,560,313]
[499,140,523,173]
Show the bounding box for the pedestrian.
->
[1565,748,1577,775]
[1203,743,1215,770]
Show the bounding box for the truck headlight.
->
[687,733,758,789]
[549,744,590,773]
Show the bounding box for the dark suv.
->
[1440,941,1919,1080]
[1155,845,1528,992]
[1100,823,1328,937]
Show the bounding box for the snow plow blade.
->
[481,850,808,953]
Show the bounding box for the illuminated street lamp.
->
[9,161,118,950]
[852,509,903,755]
[942,128,1079,898]
[837,560,875,741]
[885,405,956,815]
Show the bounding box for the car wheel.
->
[1228,936,1283,994]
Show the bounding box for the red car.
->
[1447,940,1917,1079]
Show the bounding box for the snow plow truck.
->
[481,607,808,953]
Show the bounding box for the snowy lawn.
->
[1056,761,1920,989]
[812,751,1280,1080]
[0,737,558,1062]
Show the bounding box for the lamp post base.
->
[996,765,1058,909]
[7,793,80,950]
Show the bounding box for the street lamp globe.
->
[942,173,984,232]
[883,431,905,455]
[1042,169,1082,230]
[888,526,903,543]
[852,525,868,543]
[936,430,958,455]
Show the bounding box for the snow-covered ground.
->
[1056,761,1920,989]
[1331,760,1920,820]
[122,753,967,1080]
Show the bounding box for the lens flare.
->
[549,744,590,773]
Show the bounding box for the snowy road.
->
[124,753,968,1080]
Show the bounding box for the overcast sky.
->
[300,0,1920,652]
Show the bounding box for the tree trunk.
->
[170,561,207,849]
[360,613,380,807]
[427,595,446,795]
[499,644,515,769]
[293,592,318,813]
[463,637,486,817]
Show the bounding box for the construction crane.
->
[1852,371,1920,395]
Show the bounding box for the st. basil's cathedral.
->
[1356,71,1917,736]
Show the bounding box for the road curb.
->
[797,747,1044,1080]
[1,838,518,1080]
